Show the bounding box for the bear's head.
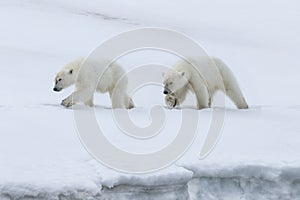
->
[162,69,188,95]
[53,68,75,92]
[53,58,84,92]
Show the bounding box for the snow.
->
[182,107,300,199]
[0,0,300,199]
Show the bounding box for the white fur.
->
[54,57,134,109]
[163,57,248,109]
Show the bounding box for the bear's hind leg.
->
[124,94,134,109]
[208,96,212,108]
[109,89,125,109]
[225,88,248,109]
[222,79,248,109]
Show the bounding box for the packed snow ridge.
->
[0,106,300,200]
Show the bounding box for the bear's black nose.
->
[163,90,169,94]
[53,88,58,92]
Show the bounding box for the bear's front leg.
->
[165,93,178,109]
[61,96,75,107]
[194,85,209,110]
[61,89,94,108]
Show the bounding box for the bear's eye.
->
[169,82,173,85]
[58,78,62,82]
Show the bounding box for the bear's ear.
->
[69,69,73,74]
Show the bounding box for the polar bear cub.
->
[53,57,134,109]
[163,57,248,109]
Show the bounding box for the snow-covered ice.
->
[0,0,300,199]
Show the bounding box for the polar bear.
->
[163,57,248,109]
[53,57,134,109]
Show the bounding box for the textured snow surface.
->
[0,0,300,199]
[1,107,300,199]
